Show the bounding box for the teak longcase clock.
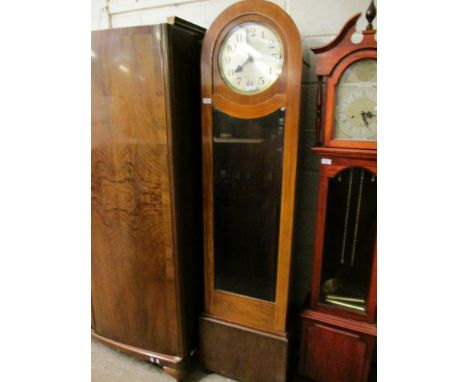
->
[299,3,377,382]
[199,1,301,381]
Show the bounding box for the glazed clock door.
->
[213,108,285,302]
[312,161,377,322]
[201,0,302,335]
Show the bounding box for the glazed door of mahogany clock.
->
[311,161,377,323]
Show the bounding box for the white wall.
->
[91,1,376,56]
[92,1,375,31]
[91,0,377,309]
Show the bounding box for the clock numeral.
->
[236,77,242,85]
[227,68,234,76]
[246,80,254,87]
[271,52,280,60]
[261,30,265,39]
[269,67,273,75]
[227,44,237,52]
[236,33,243,42]
[224,56,231,63]
[248,28,256,37]
[258,77,265,85]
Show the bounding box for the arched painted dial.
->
[218,22,284,95]
[335,88,377,139]
[334,59,377,141]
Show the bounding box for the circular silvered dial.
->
[334,59,377,141]
[218,22,284,95]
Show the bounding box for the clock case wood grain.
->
[91,18,205,382]
[298,12,377,382]
[199,1,302,381]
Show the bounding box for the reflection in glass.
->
[213,108,285,302]
[320,168,376,313]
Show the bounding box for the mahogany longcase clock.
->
[299,3,377,382]
[199,1,301,381]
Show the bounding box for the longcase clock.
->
[299,3,377,382]
[199,1,301,381]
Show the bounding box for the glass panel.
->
[320,168,376,313]
[213,108,285,302]
[334,59,377,141]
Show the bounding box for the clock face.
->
[334,59,377,141]
[218,22,284,95]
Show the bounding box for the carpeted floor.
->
[92,339,236,382]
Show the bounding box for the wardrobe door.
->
[91,26,182,355]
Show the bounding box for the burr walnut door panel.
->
[91,26,181,356]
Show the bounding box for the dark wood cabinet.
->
[298,4,377,382]
[91,18,205,382]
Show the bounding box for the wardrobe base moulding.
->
[92,330,188,382]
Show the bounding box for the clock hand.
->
[234,55,254,73]
[360,111,369,128]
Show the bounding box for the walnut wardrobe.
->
[91,18,204,381]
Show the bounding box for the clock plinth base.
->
[200,315,289,382]
[298,309,376,382]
